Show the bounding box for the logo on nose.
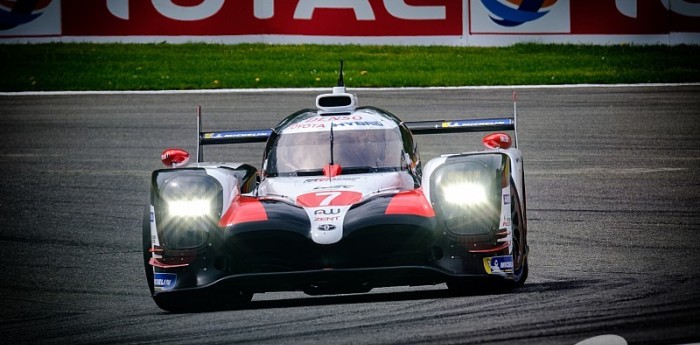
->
[318,224,337,231]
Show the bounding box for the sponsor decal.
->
[305,204,352,245]
[333,120,384,128]
[501,217,511,227]
[483,255,514,274]
[149,206,160,247]
[314,208,341,215]
[287,123,327,130]
[284,120,390,133]
[503,193,510,205]
[314,185,353,190]
[304,176,361,183]
[296,191,362,207]
[317,224,336,231]
[0,0,52,30]
[304,115,364,123]
[61,0,462,37]
[442,119,513,128]
[470,0,570,33]
[480,0,559,27]
[154,273,177,290]
[205,129,271,139]
[0,0,60,36]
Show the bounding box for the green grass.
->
[1,43,698,91]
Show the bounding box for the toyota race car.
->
[143,64,529,312]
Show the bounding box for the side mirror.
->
[482,133,513,150]
[161,148,190,168]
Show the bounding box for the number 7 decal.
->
[317,192,341,206]
[296,191,363,207]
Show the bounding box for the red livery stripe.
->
[385,190,435,217]
[219,196,268,227]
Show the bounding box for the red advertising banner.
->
[469,0,700,35]
[570,1,700,34]
[61,0,463,36]
[1,0,698,44]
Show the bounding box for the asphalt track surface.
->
[1,86,699,345]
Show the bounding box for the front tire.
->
[504,181,528,288]
[142,204,155,295]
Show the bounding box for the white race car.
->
[143,63,529,312]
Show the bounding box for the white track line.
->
[1,83,698,96]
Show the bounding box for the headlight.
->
[430,154,506,236]
[167,198,214,218]
[441,182,488,206]
[155,172,223,249]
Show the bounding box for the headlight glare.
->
[441,182,488,206]
[167,198,213,218]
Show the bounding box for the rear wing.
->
[405,117,514,135]
[196,93,519,162]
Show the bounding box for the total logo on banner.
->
[470,0,571,33]
[0,0,60,36]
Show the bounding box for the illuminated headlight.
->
[156,173,223,249]
[441,182,488,206]
[430,155,506,236]
[167,198,214,218]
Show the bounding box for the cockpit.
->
[265,126,405,177]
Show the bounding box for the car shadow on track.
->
[232,279,598,311]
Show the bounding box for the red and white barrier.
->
[1,0,698,45]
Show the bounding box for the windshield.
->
[266,128,404,176]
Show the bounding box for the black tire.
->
[142,204,155,295]
[503,181,528,288]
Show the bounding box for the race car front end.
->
[143,153,526,311]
